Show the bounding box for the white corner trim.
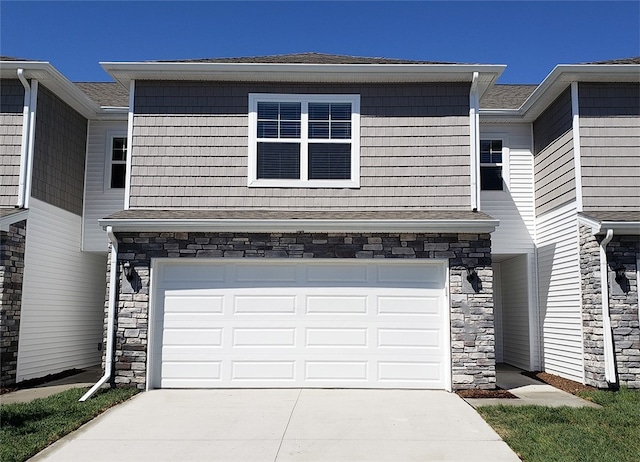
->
[24,80,38,210]
[571,82,583,212]
[124,80,135,210]
[0,209,29,231]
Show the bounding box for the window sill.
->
[248,178,360,189]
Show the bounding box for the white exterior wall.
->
[536,201,584,383]
[499,255,531,370]
[480,124,535,254]
[83,120,127,252]
[17,198,106,381]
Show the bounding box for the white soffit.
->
[0,61,101,118]
[100,62,504,97]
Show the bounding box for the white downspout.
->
[80,226,118,401]
[16,69,31,208]
[24,80,38,209]
[599,228,617,386]
[469,72,480,211]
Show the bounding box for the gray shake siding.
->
[0,80,24,207]
[533,87,575,215]
[130,82,471,210]
[579,83,640,213]
[107,231,495,390]
[31,85,87,216]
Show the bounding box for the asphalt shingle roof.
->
[151,52,460,65]
[75,82,129,107]
[584,57,640,65]
[480,84,537,109]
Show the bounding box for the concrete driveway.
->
[31,389,519,462]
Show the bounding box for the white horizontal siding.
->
[499,255,530,370]
[17,198,106,381]
[83,120,127,252]
[480,125,535,254]
[536,201,584,383]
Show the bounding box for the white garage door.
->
[150,260,450,390]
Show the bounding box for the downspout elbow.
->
[80,227,118,401]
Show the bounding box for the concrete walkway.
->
[463,364,600,409]
[30,389,520,462]
[1,366,102,405]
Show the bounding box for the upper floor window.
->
[248,94,360,188]
[110,137,127,189]
[480,140,503,191]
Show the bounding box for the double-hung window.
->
[248,94,360,187]
[108,136,127,189]
[480,139,503,191]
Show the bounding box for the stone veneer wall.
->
[580,225,640,388]
[0,220,27,387]
[106,231,495,391]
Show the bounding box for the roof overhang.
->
[101,62,505,100]
[99,209,499,234]
[578,213,640,236]
[0,61,101,118]
[0,209,29,232]
[480,63,640,123]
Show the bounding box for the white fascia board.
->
[578,215,640,235]
[1,61,101,118]
[99,218,499,234]
[100,61,505,88]
[0,209,29,231]
[480,63,640,123]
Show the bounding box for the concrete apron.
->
[30,389,520,462]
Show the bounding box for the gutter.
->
[599,229,618,387]
[98,218,500,234]
[80,226,118,401]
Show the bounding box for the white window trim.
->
[248,93,360,188]
[104,131,128,192]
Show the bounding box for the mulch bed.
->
[456,388,518,399]
[456,370,596,399]
[0,368,83,395]
[522,371,596,395]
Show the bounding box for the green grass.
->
[0,387,138,462]
[478,388,640,462]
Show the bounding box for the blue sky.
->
[1,1,638,84]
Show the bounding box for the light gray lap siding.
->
[0,80,24,207]
[130,82,471,210]
[579,83,640,213]
[31,85,88,215]
[533,87,576,215]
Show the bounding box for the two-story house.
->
[1,54,638,395]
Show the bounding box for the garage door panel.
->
[378,361,443,383]
[165,294,224,313]
[377,295,442,315]
[377,328,441,349]
[233,295,297,314]
[232,328,296,347]
[155,260,449,389]
[306,264,369,283]
[305,328,368,347]
[232,361,296,381]
[305,361,368,381]
[305,295,368,314]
